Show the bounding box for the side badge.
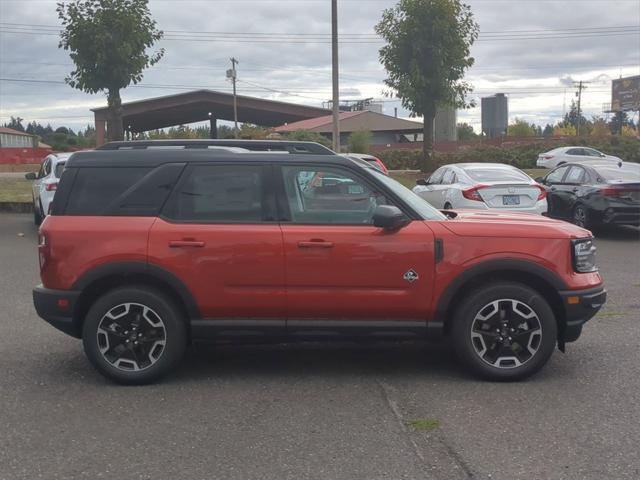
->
[403,269,419,283]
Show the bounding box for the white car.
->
[536,146,622,169]
[25,152,72,225]
[413,163,547,215]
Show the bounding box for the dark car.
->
[539,162,640,229]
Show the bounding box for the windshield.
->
[54,161,66,178]
[370,169,446,221]
[465,167,530,183]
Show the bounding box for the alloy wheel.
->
[470,299,542,369]
[573,206,587,228]
[96,303,167,372]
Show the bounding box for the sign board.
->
[611,75,640,112]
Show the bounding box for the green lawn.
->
[0,178,31,203]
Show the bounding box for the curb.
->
[0,202,33,213]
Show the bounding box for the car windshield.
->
[370,169,446,221]
[465,167,530,182]
[594,164,640,182]
[54,161,66,178]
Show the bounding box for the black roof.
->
[65,148,350,169]
[96,139,334,155]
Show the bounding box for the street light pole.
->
[331,0,340,152]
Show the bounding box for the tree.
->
[375,0,478,172]
[590,117,610,137]
[553,124,576,136]
[2,116,25,132]
[542,124,554,137]
[57,0,164,141]
[347,130,372,153]
[456,122,477,141]
[563,100,587,133]
[507,118,536,137]
[609,111,629,135]
[284,130,333,148]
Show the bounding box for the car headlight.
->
[572,238,597,273]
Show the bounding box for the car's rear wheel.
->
[572,204,590,229]
[82,286,187,385]
[451,282,557,381]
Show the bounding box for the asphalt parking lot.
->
[0,213,638,480]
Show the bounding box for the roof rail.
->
[96,139,335,155]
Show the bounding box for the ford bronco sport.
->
[33,140,606,384]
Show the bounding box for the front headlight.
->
[572,238,597,273]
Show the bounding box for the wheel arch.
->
[435,260,568,343]
[72,262,199,330]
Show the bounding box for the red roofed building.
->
[0,127,52,165]
[273,110,423,147]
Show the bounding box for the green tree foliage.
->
[542,124,554,137]
[563,100,587,132]
[609,111,630,135]
[2,116,25,132]
[57,0,164,141]
[456,123,477,141]
[284,130,332,148]
[375,0,478,172]
[347,130,373,153]
[507,118,537,137]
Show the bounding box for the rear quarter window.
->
[64,167,151,215]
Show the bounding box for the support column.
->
[210,117,218,139]
[95,114,106,146]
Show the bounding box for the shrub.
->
[346,130,372,153]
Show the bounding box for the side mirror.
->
[25,172,37,180]
[373,205,410,231]
[535,176,545,184]
[416,178,428,186]
[600,153,606,158]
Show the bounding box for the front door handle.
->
[169,240,205,248]
[298,240,334,249]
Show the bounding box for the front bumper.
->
[558,285,606,343]
[33,285,82,338]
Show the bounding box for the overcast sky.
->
[0,0,639,132]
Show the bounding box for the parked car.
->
[25,152,72,225]
[344,153,389,174]
[412,163,547,214]
[33,140,605,384]
[536,146,622,169]
[538,162,640,229]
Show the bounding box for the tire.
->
[451,282,557,381]
[82,286,187,385]
[572,204,591,230]
[33,198,42,226]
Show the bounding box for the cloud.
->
[1,0,638,132]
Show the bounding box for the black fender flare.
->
[72,261,200,319]
[434,258,568,325]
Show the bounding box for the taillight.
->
[542,155,554,160]
[45,182,58,191]
[536,184,547,201]
[600,187,620,197]
[462,185,487,201]
[375,159,389,174]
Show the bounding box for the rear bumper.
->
[33,285,82,338]
[558,285,606,342]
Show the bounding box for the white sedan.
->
[536,146,622,169]
[25,152,72,225]
[413,163,547,215]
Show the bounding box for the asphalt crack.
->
[377,380,474,480]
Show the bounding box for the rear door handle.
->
[169,240,205,248]
[298,240,334,249]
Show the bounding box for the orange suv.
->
[33,140,606,384]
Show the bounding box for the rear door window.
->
[565,166,586,184]
[164,164,266,223]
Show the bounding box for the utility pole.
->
[228,57,239,138]
[331,0,340,152]
[573,80,587,137]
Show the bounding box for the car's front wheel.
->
[82,286,187,385]
[33,197,42,226]
[572,204,590,229]
[451,282,557,381]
